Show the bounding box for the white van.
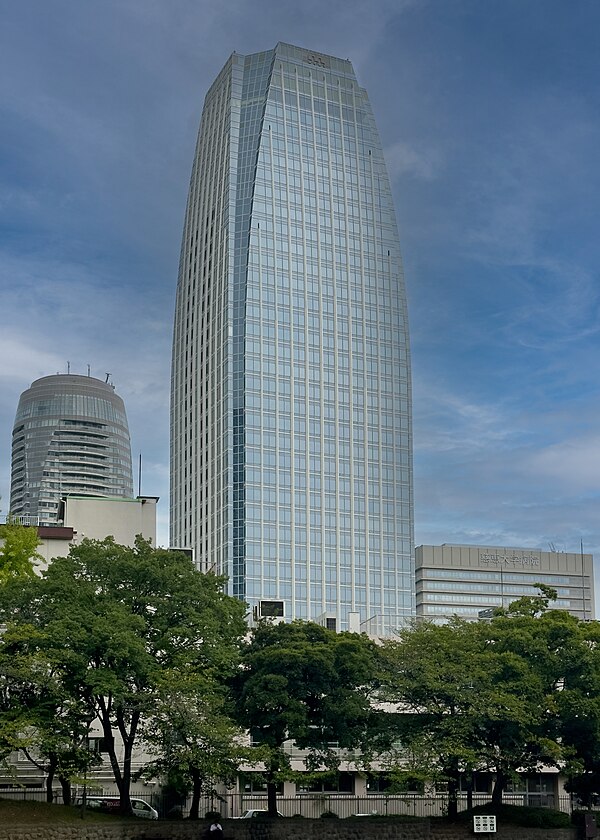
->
[77,795,158,820]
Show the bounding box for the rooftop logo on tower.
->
[304,52,330,68]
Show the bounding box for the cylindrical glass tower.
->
[10,374,134,525]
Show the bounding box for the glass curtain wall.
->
[171,44,413,634]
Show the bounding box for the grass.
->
[0,798,131,824]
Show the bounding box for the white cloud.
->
[526,435,600,494]
[385,140,442,181]
[414,381,517,454]
[0,335,64,383]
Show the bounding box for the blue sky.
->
[1,1,599,581]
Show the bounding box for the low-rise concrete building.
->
[25,494,159,568]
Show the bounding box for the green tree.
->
[381,619,490,818]
[0,520,42,583]
[559,649,600,809]
[0,632,99,805]
[478,591,572,804]
[19,705,99,805]
[141,669,250,819]
[0,537,247,815]
[381,605,567,816]
[0,622,41,769]
[513,608,600,808]
[231,621,379,816]
[560,631,600,806]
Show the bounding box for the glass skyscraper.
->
[171,43,413,634]
[10,374,134,526]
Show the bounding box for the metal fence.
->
[0,787,579,819]
[215,793,576,819]
[0,788,62,804]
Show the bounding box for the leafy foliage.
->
[379,592,582,815]
[0,520,42,583]
[0,537,246,813]
[140,668,250,819]
[231,621,379,814]
[3,554,600,817]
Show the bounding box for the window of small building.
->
[506,774,555,794]
[459,773,492,794]
[239,773,283,794]
[89,737,111,754]
[367,773,424,794]
[298,772,354,793]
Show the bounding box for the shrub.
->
[460,803,570,829]
[320,810,339,818]
[205,811,222,820]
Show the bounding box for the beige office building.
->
[416,544,594,623]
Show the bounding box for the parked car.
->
[76,795,158,820]
[234,809,285,818]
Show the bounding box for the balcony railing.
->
[0,515,40,527]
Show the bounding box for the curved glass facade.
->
[10,374,134,525]
[171,44,413,635]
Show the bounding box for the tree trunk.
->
[45,759,56,804]
[59,774,72,806]
[189,767,202,820]
[22,748,55,803]
[445,758,460,821]
[266,755,280,817]
[466,772,474,812]
[267,780,278,817]
[491,770,506,805]
[116,705,139,817]
[98,705,122,798]
[97,694,137,817]
[447,776,459,820]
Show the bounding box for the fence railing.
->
[0,788,578,819]
[0,788,61,804]
[214,793,575,819]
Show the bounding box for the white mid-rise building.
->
[416,543,594,623]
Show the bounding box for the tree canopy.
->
[231,620,379,815]
[0,519,42,583]
[0,536,247,814]
[1,548,600,818]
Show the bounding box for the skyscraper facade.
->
[171,43,413,634]
[10,374,134,525]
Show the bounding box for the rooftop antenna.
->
[87,364,91,377]
[105,373,111,384]
[67,361,70,374]
[138,452,142,497]
[581,538,587,622]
